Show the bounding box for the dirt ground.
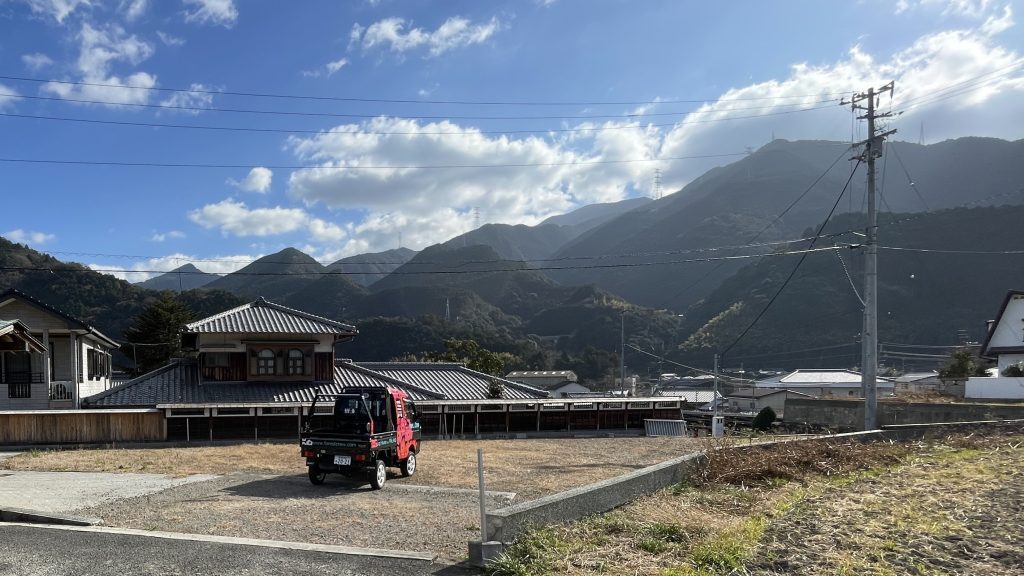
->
[4,436,707,500]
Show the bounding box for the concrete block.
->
[468,540,503,567]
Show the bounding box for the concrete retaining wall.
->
[486,451,707,543]
[784,398,1024,430]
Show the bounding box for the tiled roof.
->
[87,360,430,407]
[356,362,550,400]
[0,289,118,347]
[185,297,357,335]
[653,390,720,404]
[506,370,577,378]
[756,369,894,387]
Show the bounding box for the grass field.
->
[487,430,1024,575]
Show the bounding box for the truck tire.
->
[308,464,326,485]
[400,452,417,477]
[370,459,387,490]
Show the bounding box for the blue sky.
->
[0,0,1022,280]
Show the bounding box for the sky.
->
[0,0,1022,281]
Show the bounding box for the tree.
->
[938,348,987,380]
[752,406,777,431]
[427,338,518,376]
[122,291,193,375]
[486,378,505,399]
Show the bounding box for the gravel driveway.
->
[77,472,516,560]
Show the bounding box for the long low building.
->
[85,298,688,440]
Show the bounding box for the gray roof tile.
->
[355,362,549,400]
[186,297,357,335]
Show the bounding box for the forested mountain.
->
[204,247,327,301]
[136,263,219,292]
[546,137,1024,312]
[675,205,1024,370]
[326,247,417,286]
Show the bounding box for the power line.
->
[878,246,1024,255]
[0,152,746,171]
[720,158,863,358]
[0,105,837,137]
[0,244,858,278]
[0,73,853,106]
[626,344,754,382]
[40,230,862,268]
[0,90,839,122]
[664,145,853,303]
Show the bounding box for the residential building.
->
[893,372,942,394]
[0,289,118,409]
[968,290,1024,399]
[505,370,589,397]
[87,298,691,439]
[725,388,815,417]
[754,369,895,398]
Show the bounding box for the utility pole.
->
[713,353,719,418]
[848,82,896,431]
[619,312,626,395]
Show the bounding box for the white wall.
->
[997,353,1024,373]
[966,377,1024,399]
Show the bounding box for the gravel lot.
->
[30,437,708,560]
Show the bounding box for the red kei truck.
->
[299,387,422,490]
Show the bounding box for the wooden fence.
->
[0,409,165,445]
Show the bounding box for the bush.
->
[751,406,777,431]
[1002,363,1024,377]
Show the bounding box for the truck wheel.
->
[370,459,387,490]
[400,452,417,477]
[308,464,326,485]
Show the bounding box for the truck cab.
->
[300,387,421,490]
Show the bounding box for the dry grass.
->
[3,436,708,499]
[488,431,1024,576]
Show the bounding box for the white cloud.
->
[0,84,20,110]
[183,0,237,27]
[156,31,186,46]
[120,0,147,21]
[326,58,349,75]
[23,0,92,24]
[4,229,56,246]
[188,199,347,245]
[41,23,157,106]
[21,53,54,71]
[981,4,1014,35]
[281,15,1023,257]
[88,252,260,282]
[228,166,273,193]
[151,230,185,242]
[353,16,500,57]
[159,82,215,113]
[301,57,349,78]
[285,116,658,254]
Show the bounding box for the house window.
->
[257,349,275,375]
[287,349,305,376]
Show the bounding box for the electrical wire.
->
[0,244,859,277]
[0,152,746,171]
[0,90,839,122]
[720,158,863,358]
[626,344,754,382]
[0,73,853,106]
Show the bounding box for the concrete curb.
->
[0,522,438,561]
[0,507,103,526]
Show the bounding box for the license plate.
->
[333,455,351,466]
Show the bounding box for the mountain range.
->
[4,136,1022,375]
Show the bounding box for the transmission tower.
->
[473,207,481,229]
[846,81,896,431]
[653,169,663,200]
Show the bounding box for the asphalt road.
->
[0,524,481,576]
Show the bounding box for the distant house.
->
[0,289,118,409]
[505,370,589,397]
[754,369,895,398]
[893,372,942,394]
[652,389,722,410]
[968,290,1024,400]
[726,388,814,417]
